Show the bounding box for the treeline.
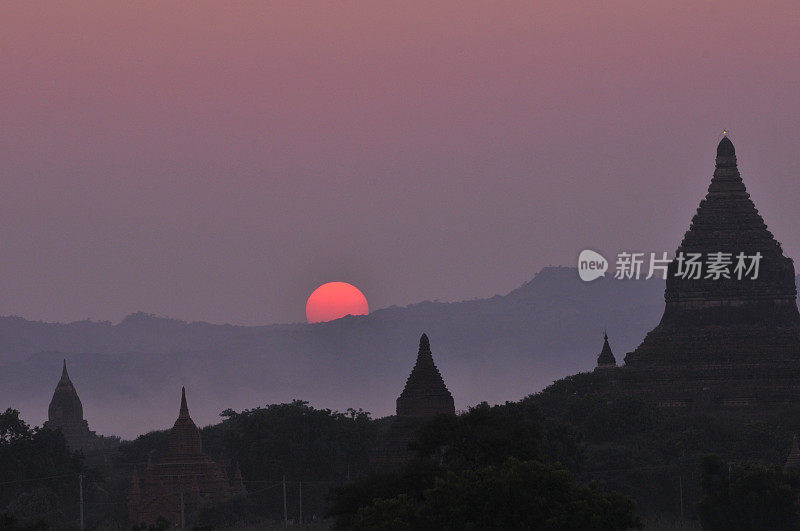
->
[0,408,82,526]
[5,387,800,528]
[327,402,642,529]
[528,373,800,527]
[327,379,800,529]
[120,400,380,526]
[0,401,381,528]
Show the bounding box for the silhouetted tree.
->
[412,401,541,468]
[696,454,800,530]
[0,409,82,525]
[350,458,641,530]
[329,401,639,529]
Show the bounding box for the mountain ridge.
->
[1,268,796,438]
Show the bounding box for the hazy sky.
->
[2,1,799,325]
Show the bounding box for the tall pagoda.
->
[625,136,800,366]
[371,334,455,469]
[588,138,800,412]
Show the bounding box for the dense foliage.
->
[412,401,542,468]
[528,374,800,521]
[0,409,82,526]
[213,400,375,482]
[696,454,800,530]
[351,458,639,530]
[6,383,800,528]
[117,399,378,524]
[328,401,642,530]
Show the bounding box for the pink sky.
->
[1,1,800,324]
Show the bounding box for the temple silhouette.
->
[43,360,117,453]
[371,333,455,468]
[595,332,617,370]
[128,387,245,527]
[587,137,800,411]
[626,136,800,366]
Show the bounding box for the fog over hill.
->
[2,268,798,439]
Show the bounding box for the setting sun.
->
[305,282,369,323]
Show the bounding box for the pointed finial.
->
[180,386,189,417]
[58,359,74,385]
[596,331,616,368]
[419,333,430,351]
[716,136,735,158]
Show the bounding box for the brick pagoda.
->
[371,334,455,468]
[43,360,113,452]
[582,138,800,412]
[128,387,245,527]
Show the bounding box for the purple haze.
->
[1,2,800,325]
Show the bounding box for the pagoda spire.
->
[396,333,455,417]
[596,332,617,369]
[179,386,190,419]
[707,136,746,194]
[167,386,202,456]
[415,334,433,367]
[716,135,735,157]
[47,359,84,426]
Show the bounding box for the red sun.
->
[305,282,369,323]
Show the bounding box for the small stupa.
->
[595,333,617,369]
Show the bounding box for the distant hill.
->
[1,268,796,439]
